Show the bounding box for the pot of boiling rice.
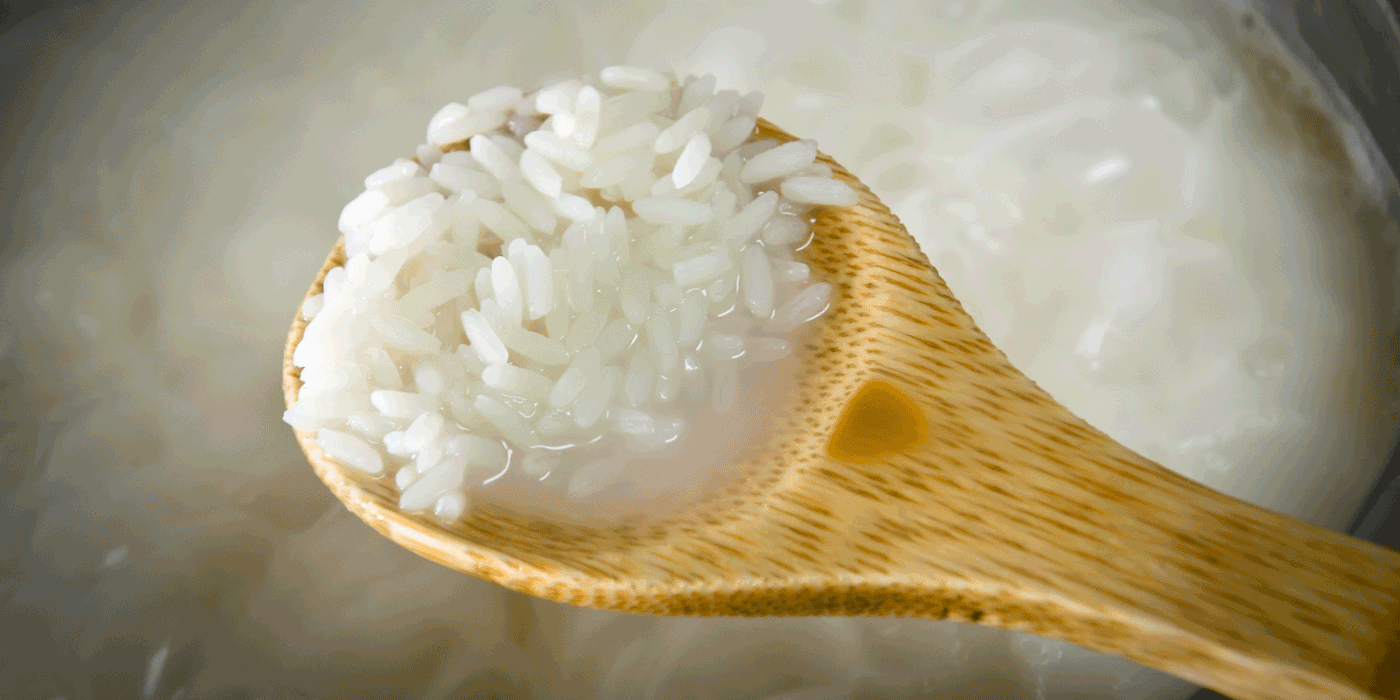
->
[1,0,1397,698]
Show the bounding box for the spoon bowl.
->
[285,120,1400,700]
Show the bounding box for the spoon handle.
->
[839,370,1400,700]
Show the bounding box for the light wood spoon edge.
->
[283,119,1400,700]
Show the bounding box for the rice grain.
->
[600,65,671,91]
[740,141,818,184]
[672,133,712,188]
[780,176,860,207]
[316,429,385,475]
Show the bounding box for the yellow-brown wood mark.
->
[828,380,926,463]
[1375,630,1400,699]
[285,119,1400,700]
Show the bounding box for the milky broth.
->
[1,0,1396,698]
[473,331,812,523]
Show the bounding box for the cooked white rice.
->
[8,1,1399,697]
[284,69,852,521]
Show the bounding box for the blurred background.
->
[2,0,1398,698]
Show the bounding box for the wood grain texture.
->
[283,120,1400,700]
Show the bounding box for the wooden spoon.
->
[284,119,1400,700]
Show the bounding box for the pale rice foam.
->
[284,68,854,522]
